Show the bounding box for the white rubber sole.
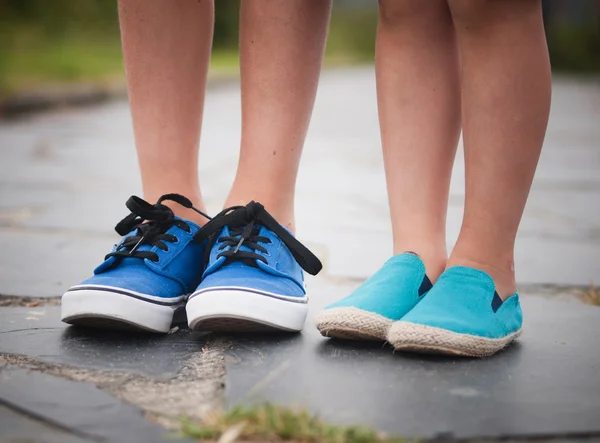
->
[61,286,185,333]
[186,287,309,332]
[387,322,522,357]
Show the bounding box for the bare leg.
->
[224,0,332,232]
[446,0,551,296]
[376,0,461,280]
[118,0,214,224]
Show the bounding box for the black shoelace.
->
[106,194,210,263]
[195,201,322,276]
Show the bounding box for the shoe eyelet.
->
[171,237,180,244]
[163,246,170,253]
[152,257,160,263]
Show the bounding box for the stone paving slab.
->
[0,71,598,298]
[0,367,192,443]
[0,403,92,443]
[222,282,600,440]
[0,231,110,298]
[0,306,208,378]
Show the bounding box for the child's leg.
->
[446,0,551,297]
[377,0,461,280]
[224,0,332,232]
[185,1,330,332]
[118,0,213,225]
[315,1,461,341]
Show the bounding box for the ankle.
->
[144,192,209,227]
[393,245,446,282]
[224,197,295,233]
[173,205,210,227]
[446,253,516,299]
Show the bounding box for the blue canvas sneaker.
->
[61,194,209,333]
[315,253,432,341]
[387,266,523,357]
[186,201,322,332]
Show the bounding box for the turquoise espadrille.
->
[387,266,523,357]
[315,253,432,341]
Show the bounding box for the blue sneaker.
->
[186,201,322,332]
[387,266,523,357]
[315,253,432,341]
[61,194,209,333]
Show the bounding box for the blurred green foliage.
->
[0,0,243,95]
[0,0,120,95]
[543,0,600,72]
[0,0,598,97]
[327,7,377,65]
[546,24,600,72]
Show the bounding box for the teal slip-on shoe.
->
[315,253,432,341]
[388,266,523,357]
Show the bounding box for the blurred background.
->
[1,0,599,102]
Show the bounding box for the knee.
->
[378,0,438,24]
[447,0,541,29]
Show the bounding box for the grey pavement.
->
[1,69,600,441]
[1,289,600,441]
[0,367,193,443]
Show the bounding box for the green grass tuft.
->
[181,403,408,443]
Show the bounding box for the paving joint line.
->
[0,339,228,430]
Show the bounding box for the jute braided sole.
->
[315,307,393,341]
[387,322,522,357]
